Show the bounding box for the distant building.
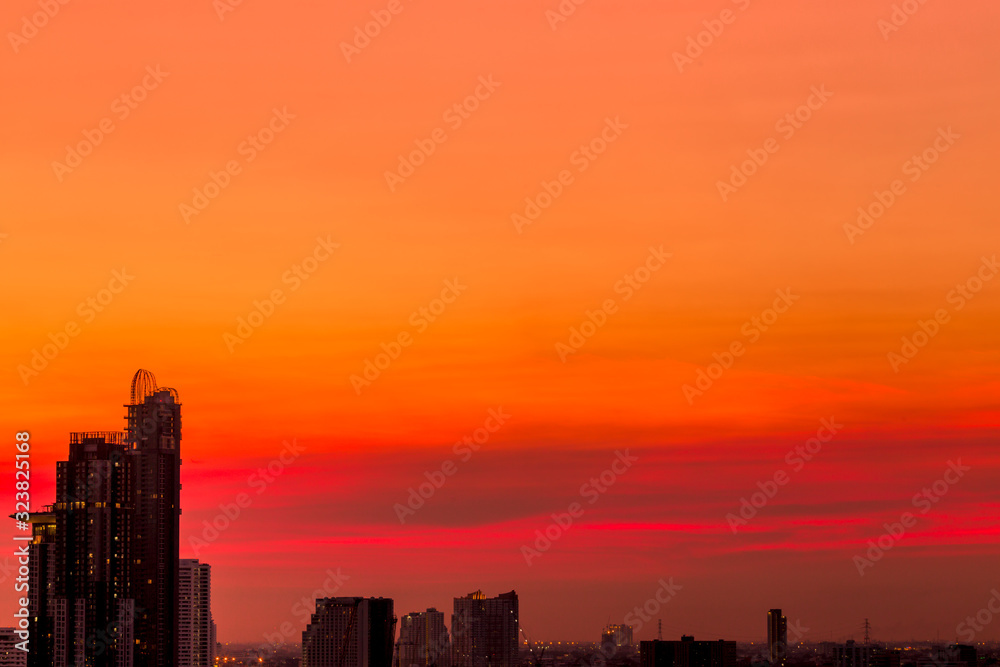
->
[0,628,27,667]
[302,597,395,667]
[452,590,518,667]
[640,636,737,667]
[767,610,787,666]
[602,625,634,653]
[179,560,215,667]
[396,608,450,667]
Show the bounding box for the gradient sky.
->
[2,0,1000,647]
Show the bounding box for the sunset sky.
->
[2,0,1000,647]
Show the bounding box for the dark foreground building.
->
[452,590,519,667]
[27,370,182,667]
[302,597,396,667]
[640,636,737,667]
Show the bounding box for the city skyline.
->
[3,0,999,655]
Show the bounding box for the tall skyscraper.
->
[767,609,787,666]
[451,590,518,667]
[640,636,736,667]
[53,431,134,667]
[178,560,214,667]
[126,370,182,667]
[26,370,181,667]
[302,597,396,667]
[396,608,450,667]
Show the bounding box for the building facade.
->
[53,431,134,667]
[397,608,450,667]
[767,609,787,666]
[302,597,396,667]
[178,560,214,667]
[451,590,518,667]
[0,628,27,667]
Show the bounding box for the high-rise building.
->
[126,370,182,667]
[451,590,518,667]
[767,609,787,666]
[26,370,181,667]
[602,624,634,654]
[302,597,396,667]
[640,636,737,667]
[53,431,135,667]
[179,560,214,667]
[396,608,450,667]
[0,628,27,667]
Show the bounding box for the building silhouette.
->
[302,597,395,667]
[396,608,450,667]
[767,609,787,666]
[53,431,134,667]
[451,590,518,667]
[178,560,215,667]
[126,371,182,667]
[640,636,737,667]
[602,624,634,654]
[25,370,181,667]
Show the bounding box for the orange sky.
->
[2,0,999,647]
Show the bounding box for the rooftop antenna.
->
[658,620,663,641]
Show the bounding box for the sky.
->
[2,0,1000,648]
